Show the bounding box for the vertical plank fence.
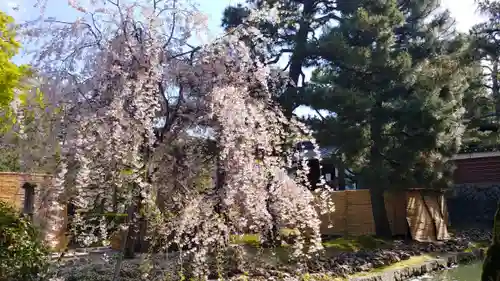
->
[317,189,449,241]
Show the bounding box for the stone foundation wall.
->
[447,183,500,227]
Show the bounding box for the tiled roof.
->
[459,144,500,154]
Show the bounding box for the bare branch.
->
[314,109,326,121]
[266,49,293,65]
[170,46,202,59]
[44,19,101,44]
[163,0,178,50]
[482,64,494,73]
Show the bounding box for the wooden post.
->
[344,191,349,237]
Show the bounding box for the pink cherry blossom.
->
[12,0,335,278]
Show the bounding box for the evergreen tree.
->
[461,62,500,151]
[222,0,484,238]
[221,0,340,116]
[303,0,470,237]
[462,0,500,152]
[470,0,500,114]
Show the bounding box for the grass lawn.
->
[349,254,435,277]
[463,240,491,252]
[229,231,395,268]
[322,235,391,252]
[231,230,392,253]
[293,255,438,281]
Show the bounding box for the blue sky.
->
[4,0,485,56]
[1,0,243,40]
[1,0,243,64]
[1,0,486,116]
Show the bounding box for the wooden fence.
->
[317,189,449,241]
[0,173,450,251]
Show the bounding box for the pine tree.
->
[471,0,500,114]
[222,0,478,238]
[303,0,470,237]
[461,62,500,151]
[221,0,339,116]
[462,0,500,152]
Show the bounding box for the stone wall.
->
[447,183,500,228]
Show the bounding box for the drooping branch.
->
[17,1,335,278]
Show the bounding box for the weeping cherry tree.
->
[14,0,334,278]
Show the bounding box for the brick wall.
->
[0,172,53,207]
[0,172,66,250]
[0,173,26,209]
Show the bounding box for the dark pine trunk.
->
[493,59,500,115]
[369,110,392,238]
[369,185,392,238]
[307,159,321,190]
[337,160,346,191]
[279,1,315,117]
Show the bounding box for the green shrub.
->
[0,200,50,281]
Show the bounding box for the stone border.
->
[348,249,485,281]
[50,246,113,259]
